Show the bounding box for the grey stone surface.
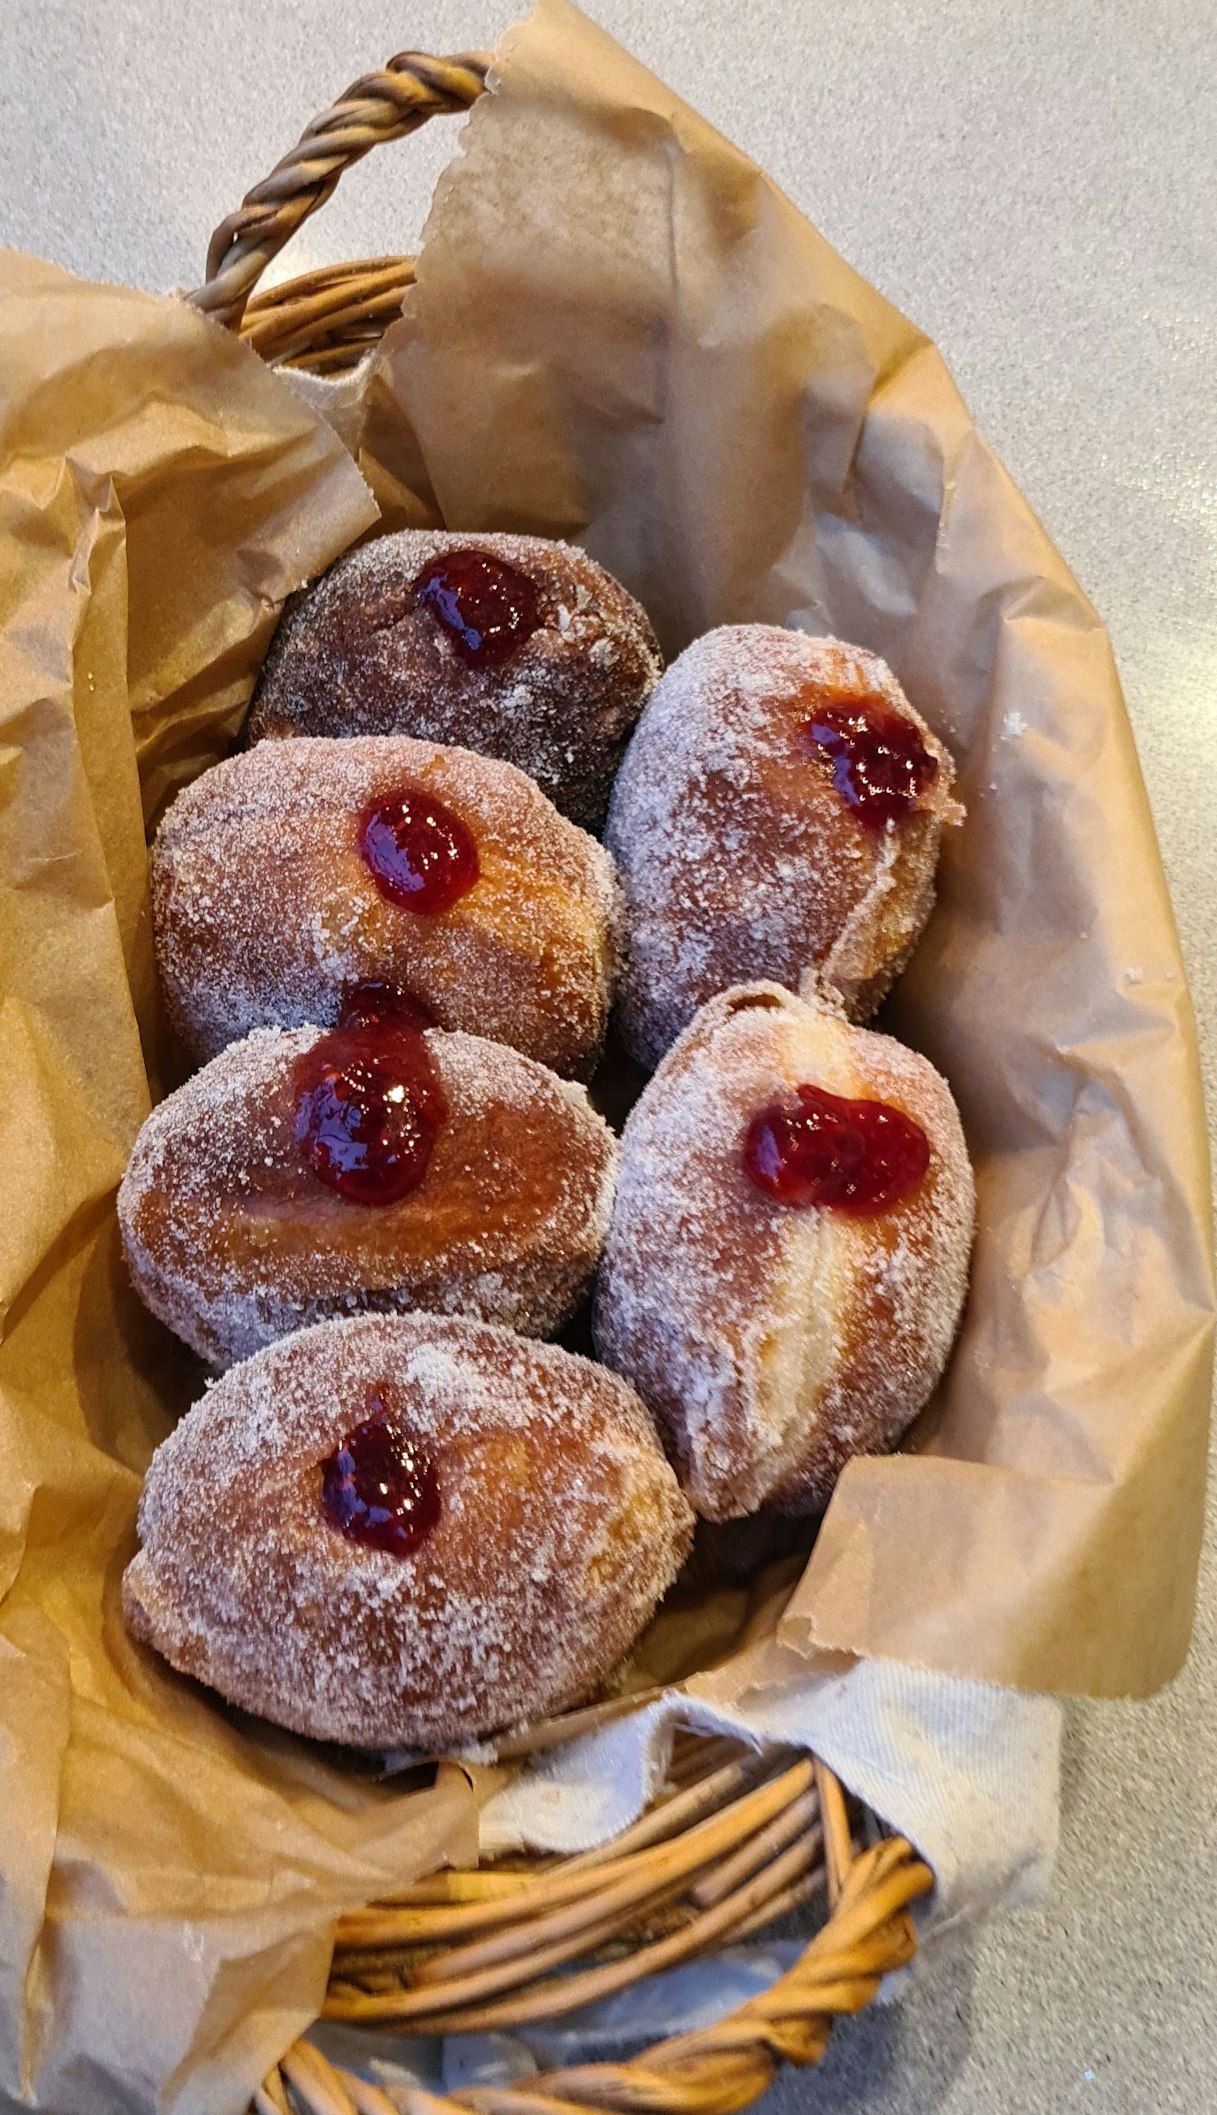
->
[2,2,1214,2107]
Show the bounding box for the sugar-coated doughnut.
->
[119,1021,618,1369]
[152,735,621,1077]
[122,1314,694,1749]
[593,983,974,1518]
[247,531,662,830]
[606,627,963,1067]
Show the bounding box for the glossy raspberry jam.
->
[414,549,542,667]
[292,1021,447,1205]
[743,1082,929,1215]
[801,688,938,830]
[338,980,437,1033]
[321,1393,441,1556]
[357,787,480,913]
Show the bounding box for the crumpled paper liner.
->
[0,0,1211,2110]
[359,0,1213,1697]
[0,252,477,2114]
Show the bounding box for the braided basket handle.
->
[189,50,489,334]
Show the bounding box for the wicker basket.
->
[189,53,936,2115]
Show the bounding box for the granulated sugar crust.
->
[122,1313,694,1749]
[605,627,962,1069]
[152,735,623,1078]
[248,530,663,831]
[119,1025,619,1368]
[593,984,975,1518]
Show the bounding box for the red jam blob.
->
[743,1082,930,1216]
[801,688,938,830]
[413,549,542,668]
[338,980,437,1033]
[357,787,480,913]
[292,1021,447,1205]
[321,1393,441,1556]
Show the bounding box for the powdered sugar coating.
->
[248,531,663,831]
[605,627,963,1068]
[152,735,623,1078]
[118,1024,618,1368]
[593,983,975,1518]
[122,1313,694,1749]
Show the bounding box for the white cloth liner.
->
[481,1654,1062,1937]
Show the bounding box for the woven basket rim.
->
[258,1732,933,2115]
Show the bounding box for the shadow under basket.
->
[189,52,936,2115]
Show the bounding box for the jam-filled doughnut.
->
[593,983,974,1518]
[152,735,621,1077]
[122,1313,694,1749]
[119,1018,618,1368]
[247,531,663,831]
[606,627,963,1068]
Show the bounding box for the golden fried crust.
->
[247,531,662,831]
[122,1314,694,1750]
[592,984,975,1519]
[606,627,962,1068]
[119,1026,619,1369]
[151,735,623,1077]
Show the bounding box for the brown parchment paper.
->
[0,2,1212,2108]
[360,0,1213,1699]
[0,253,478,2115]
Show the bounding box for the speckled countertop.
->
[2,3,1214,2109]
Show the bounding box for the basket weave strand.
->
[258,1831,929,2115]
[250,1740,932,2113]
[238,259,416,371]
